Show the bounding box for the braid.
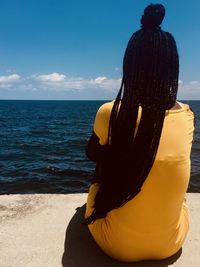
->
[85,5,179,224]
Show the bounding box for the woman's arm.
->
[85,131,106,162]
[86,131,109,184]
[86,102,111,183]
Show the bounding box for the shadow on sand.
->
[62,205,182,267]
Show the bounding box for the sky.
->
[0,0,199,100]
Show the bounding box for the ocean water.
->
[0,100,199,194]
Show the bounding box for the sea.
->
[0,100,199,194]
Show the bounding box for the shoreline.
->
[0,193,199,266]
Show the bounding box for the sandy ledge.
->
[0,193,199,267]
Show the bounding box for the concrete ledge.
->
[0,193,199,267]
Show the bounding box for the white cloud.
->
[30,75,200,99]
[178,80,200,100]
[93,76,107,84]
[189,80,199,85]
[33,72,66,82]
[0,74,20,83]
[33,74,88,90]
[89,76,121,91]
[31,73,121,92]
[0,72,200,100]
[0,74,21,88]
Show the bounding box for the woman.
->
[84,4,194,262]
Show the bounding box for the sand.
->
[0,193,199,267]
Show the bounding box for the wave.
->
[46,166,92,177]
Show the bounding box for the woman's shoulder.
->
[97,101,114,115]
[167,101,194,116]
[93,101,114,144]
[178,101,195,117]
[178,101,192,110]
[95,100,114,125]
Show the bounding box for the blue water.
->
[0,100,199,194]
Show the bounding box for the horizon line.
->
[0,99,200,101]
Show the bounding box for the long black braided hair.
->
[85,4,179,223]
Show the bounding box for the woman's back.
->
[85,101,194,261]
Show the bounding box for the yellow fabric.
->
[85,101,194,262]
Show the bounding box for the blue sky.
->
[0,0,199,100]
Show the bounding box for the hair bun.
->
[141,4,165,29]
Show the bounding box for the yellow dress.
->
[85,101,194,262]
